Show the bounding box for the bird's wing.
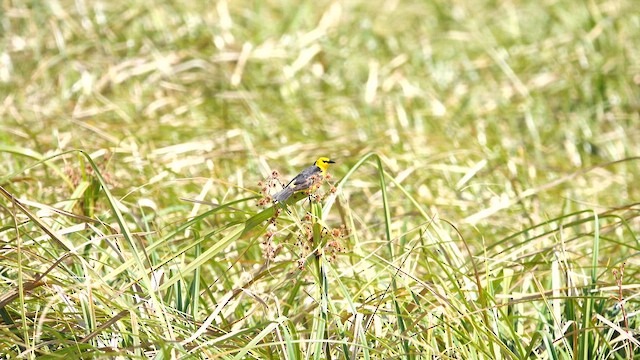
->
[287,165,321,192]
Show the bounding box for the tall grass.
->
[2,150,639,358]
[2,0,640,358]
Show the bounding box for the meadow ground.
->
[1,0,640,358]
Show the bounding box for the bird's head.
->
[315,157,336,173]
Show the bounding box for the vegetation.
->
[1,0,639,358]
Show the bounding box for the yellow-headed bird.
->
[273,157,335,203]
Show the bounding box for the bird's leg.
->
[306,191,313,213]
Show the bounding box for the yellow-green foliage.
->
[1,0,639,359]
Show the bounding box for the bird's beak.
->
[328,160,336,164]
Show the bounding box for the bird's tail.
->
[273,187,294,203]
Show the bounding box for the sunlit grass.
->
[2,0,640,358]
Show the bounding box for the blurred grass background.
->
[1,0,640,358]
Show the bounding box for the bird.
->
[273,157,336,203]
